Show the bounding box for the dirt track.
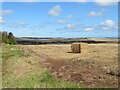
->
[19,43,118,88]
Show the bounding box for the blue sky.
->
[0,1,118,38]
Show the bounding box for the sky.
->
[0,1,119,38]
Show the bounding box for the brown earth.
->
[19,43,119,88]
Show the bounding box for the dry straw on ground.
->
[71,42,88,53]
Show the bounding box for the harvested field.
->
[19,43,118,88]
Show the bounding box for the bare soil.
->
[19,43,118,88]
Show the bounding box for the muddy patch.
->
[41,56,118,88]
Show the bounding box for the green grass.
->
[5,68,80,88]
[2,44,81,88]
[2,44,23,76]
[2,44,23,60]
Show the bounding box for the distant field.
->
[2,42,118,88]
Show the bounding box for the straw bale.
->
[71,43,88,53]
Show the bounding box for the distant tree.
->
[8,32,16,44]
[1,31,16,44]
[0,32,2,44]
[2,31,9,44]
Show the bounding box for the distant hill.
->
[16,37,120,45]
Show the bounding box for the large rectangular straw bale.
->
[71,43,88,53]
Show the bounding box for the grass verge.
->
[2,44,81,88]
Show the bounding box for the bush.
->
[8,32,16,44]
[1,31,16,44]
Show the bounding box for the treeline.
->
[0,31,16,44]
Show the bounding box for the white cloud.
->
[97,19,118,30]
[66,24,76,30]
[88,11,103,17]
[0,10,13,25]
[83,20,117,31]
[1,0,119,3]
[101,20,115,27]
[115,26,118,29]
[57,20,67,24]
[1,0,40,2]
[0,10,13,15]
[8,22,29,28]
[64,0,87,2]
[85,27,94,32]
[67,14,73,18]
[95,0,118,6]
[0,0,3,2]
[24,0,40,2]
[48,5,61,16]
[0,17,5,24]
[1,0,88,2]
[102,27,109,30]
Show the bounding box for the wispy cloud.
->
[56,19,117,32]
[100,19,117,30]
[1,0,88,2]
[1,0,119,4]
[88,11,104,17]
[0,10,14,16]
[24,0,40,2]
[8,22,29,28]
[101,20,115,27]
[0,16,5,24]
[67,14,73,18]
[57,20,68,24]
[65,24,77,30]
[0,10,13,24]
[48,5,61,16]
[85,27,94,32]
[56,23,82,31]
[1,0,40,2]
[95,0,118,6]
[64,0,87,2]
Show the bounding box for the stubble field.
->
[2,43,119,88]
